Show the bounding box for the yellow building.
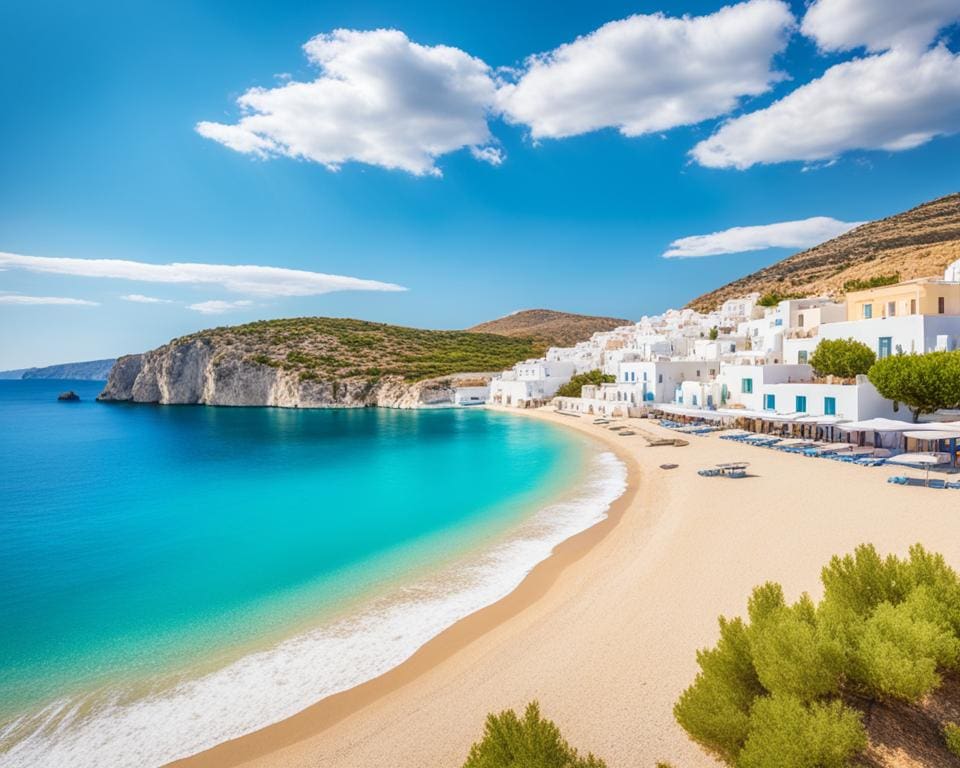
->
[845,278,960,321]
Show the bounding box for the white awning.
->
[903,430,960,441]
[837,418,924,432]
[793,415,851,425]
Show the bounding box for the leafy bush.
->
[868,350,960,422]
[757,291,805,307]
[944,722,960,757]
[738,695,866,768]
[809,338,876,379]
[843,273,900,292]
[675,544,960,766]
[555,370,615,398]
[462,701,606,768]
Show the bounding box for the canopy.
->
[903,430,960,441]
[838,418,924,432]
[793,415,850,425]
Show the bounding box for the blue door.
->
[796,395,807,413]
[824,397,836,416]
[878,337,892,359]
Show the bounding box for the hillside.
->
[469,309,630,347]
[0,358,116,380]
[687,193,960,312]
[99,317,543,408]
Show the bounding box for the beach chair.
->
[945,481,960,490]
[887,476,909,485]
[698,468,721,477]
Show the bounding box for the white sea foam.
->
[0,451,627,768]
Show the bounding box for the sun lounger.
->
[887,476,909,485]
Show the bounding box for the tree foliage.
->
[868,350,960,421]
[674,544,960,766]
[462,701,606,768]
[809,338,876,379]
[555,370,615,398]
[945,722,960,758]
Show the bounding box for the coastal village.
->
[480,260,960,470]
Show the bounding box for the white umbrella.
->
[887,453,948,486]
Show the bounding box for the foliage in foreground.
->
[868,350,960,421]
[809,338,876,379]
[462,701,606,768]
[555,370,615,398]
[946,722,960,758]
[675,544,960,767]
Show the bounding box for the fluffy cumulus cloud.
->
[196,29,501,176]
[187,300,253,315]
[662,216,865,258]
[691,45,960,169]
[0,294,98,306]
[496,0,795,140]
[0,251,405,298]
[121,294,174,304]
[801,0,960,53]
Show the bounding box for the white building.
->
[488,359,577,408]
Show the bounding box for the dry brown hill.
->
[687,193,960,312]
[468,309,630,347]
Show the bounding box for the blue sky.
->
[1,0,959,368]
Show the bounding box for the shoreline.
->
[169,407,640,768]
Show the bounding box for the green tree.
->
[808,338,876,379]
[555,370,615,398]
[709,327,719,340]
[462,701,606,768]
[868,350,960,421]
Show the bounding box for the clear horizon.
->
[1,0,959,368]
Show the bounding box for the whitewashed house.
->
[488,359,576,408]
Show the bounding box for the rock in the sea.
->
[57,390,80,401]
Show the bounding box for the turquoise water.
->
[0,380,625,768]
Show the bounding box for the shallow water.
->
[0,380,624,767]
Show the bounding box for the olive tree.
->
[868,351,960,422]
[809,339,875,379]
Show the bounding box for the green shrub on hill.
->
[843,273,900,292]
[555,370,615,398]
[187,317,545,383]
[945,722,960,757]
[462,701,606,768]
[675,544,960,767]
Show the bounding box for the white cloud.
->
[691,45,960,169]
[0,294,99,306]
[496,0,795,140]
[188,300,254,315]
[196,29,500,176]
[801,0,960,53]
[0,251,406,298]
[121,294,174,304]
[662,216,865,258]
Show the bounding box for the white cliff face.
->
[98,339,458,409]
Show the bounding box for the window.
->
[796,395,807,413]
[798,350,808,364]
[692,394,698,406]
[940,296,946,314]
[878,336,892,359]
[764,394,775,411]
[798,314,805,327]
[887,301,896,317]
[863,303,873,319]
[824,397,836,416]
[658,374,663,384]
[910,299,917,315]
[742,378,753,394]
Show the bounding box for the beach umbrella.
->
[887,453,948,486]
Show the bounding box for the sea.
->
[0,379,625,767]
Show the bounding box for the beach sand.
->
[172,408,960,768]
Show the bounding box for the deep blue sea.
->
[0,380,625,768]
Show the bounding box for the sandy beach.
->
[172,408,960,768]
